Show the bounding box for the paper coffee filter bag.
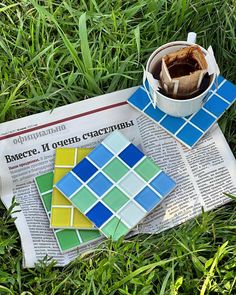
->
[143,45,220,106]
[160,46,208,99]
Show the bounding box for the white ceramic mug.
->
[144,33,216,117]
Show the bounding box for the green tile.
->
[102,187,129,211]
[101,217,129,240]
[103,158,129,182]
[35,172,54,193]
[79,230,101,242]
[55,229,80,251]
[71,187,97,213]
[134,157,160,181]
[42,192,52,213]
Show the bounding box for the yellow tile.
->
[51,207,71,227]
[76,148,93,163]
[52,189,71,205]
[54,167,71,183]
[54,148,76,166]
[52,147,94,229]
[73,208,94,228]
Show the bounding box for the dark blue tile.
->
[86,202,113,227]
[216,80,236,103]
[87,172,113,197]
[204,94,229,117]
[134,187,161,212]
[118,143,144,167]
[190,109,215,131]
[72,158,97,182]
[128,87,150,110]
[150,172,176,197]
[56,173,82,197]
[144,105,166,122]
[88,144,113,168]
[160,115,185,134]
[176,123,203,147]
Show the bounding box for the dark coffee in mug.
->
[151,60,210,100]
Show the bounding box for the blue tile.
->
[204,95,229,117]
[144,105,166,122]
[176,123,202,147]
[190,109,215,131]
[103,131,130,154]
[216,80,236,103]
[128,87,150,110]
[150,172,176,197]
[134,187,161,212]
[160,115,185,134]
[87,172,113,197]
[118,143,144,167]
[56,173,82,197]
[88,144,113,168]
[86,202,113,227]
[72,158,97,182]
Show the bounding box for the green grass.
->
[0,0,236,294]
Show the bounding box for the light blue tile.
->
[118,172,145,197]
[119,201,146,227]
[103,131,129,154]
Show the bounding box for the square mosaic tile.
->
[51,147,95,229]
[35,171,101,253]
[55,131,176,241]
[128,76,236,149]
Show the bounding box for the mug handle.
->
[187,32,197,43]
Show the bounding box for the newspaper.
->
[0,87,236,268]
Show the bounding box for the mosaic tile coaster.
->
[55,131,176,241]
[35,172,101,253]
[51,147,95,229]
[128,76,236,149]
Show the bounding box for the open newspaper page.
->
[0,87,236,267]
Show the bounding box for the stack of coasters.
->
[128,76,236,149]
[55,131,176,241]
[35,171,101,252]
[50,147,95,229]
